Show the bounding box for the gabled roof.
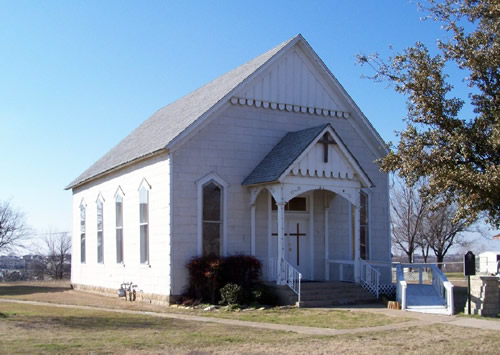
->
[66,36,300,190]
[242,124,373,187]
[67,34,388,190]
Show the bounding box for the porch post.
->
[250,204,256,256]
[354,203,361,283]
[276,202,285,285]
[324,204,330,281]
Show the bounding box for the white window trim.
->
[196,172,229,257]
[115,188,125,265]
[361,188,372,261]
[96,193,105,264]
[138,180,151,265]
[79,199,87,264]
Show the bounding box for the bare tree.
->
[0,200,28,253]
[391,178,427,263]
[41,231,71,279]
[422,201,470,268]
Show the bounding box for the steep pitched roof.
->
[242,124,373,187]
[66,36,299,190]
[242,125,328,186]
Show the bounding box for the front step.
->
[266,282,379,307]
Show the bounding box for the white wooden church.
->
[66,35,391,304]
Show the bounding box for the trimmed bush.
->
[183,254,263,304]
[219,283,243,305]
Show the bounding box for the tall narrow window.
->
[360,191,369,260]
[202,182,222,256]
[97,198,104,264]
[139,186,149,264]
[116,194,124,264]
[80,203,86,263]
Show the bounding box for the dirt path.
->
[2,298,499,335]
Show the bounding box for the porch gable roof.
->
[242,124,373,187]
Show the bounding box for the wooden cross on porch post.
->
[318,133,336,163]
[272,223,306,265]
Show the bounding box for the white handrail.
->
[431,264,454,315]
[359,258,381,298]
[397,263,454,315]
[281,259,302,305]
[396,264,408,310]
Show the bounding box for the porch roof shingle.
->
[242,124,329,186]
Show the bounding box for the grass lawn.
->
[1,301,500,354]
[0,281,411,330]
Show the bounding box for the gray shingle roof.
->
[242,124,329,186]
[66,36,299,190]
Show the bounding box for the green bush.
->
[219,283,243,305]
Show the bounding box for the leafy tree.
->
[358,0,500,226]
[0,200,28,253]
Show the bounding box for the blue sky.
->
[1,1,496,250]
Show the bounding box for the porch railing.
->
[359,258,381,298]
[281,258,302,305]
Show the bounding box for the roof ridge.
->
[66,35,301,190]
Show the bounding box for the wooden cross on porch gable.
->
[317,133,336,163]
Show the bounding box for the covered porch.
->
[242,124,380,298]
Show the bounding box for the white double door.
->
[272,217,309,278]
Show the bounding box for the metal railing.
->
[360,258,381,298]
[281,258,302,305]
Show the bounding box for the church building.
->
[66,35,391,304]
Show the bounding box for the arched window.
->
[202,182,222,256]
[139,185,149,264]
[97,196,104,264]
[80,202,86,263]
[360,191,369,260]
[115,192,124,264]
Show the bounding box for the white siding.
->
[171,103,390,294]
[71,153,171,296]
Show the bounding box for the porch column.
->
[250,204,256,256]
[354,203,361,283]
[324,205,330,280]
[276,202,285,285]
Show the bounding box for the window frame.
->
[138,179,151,265]
[80,200,86,264]
[96,194,105,264]
[115,188,124,264]
[359,190,370,260]
[196,172,228,257]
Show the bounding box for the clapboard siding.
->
[71,153,171,296]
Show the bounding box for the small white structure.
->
[66,35,391,303]
[478,251,500,274]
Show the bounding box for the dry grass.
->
[0,281,410,330]
[1,301,500,354]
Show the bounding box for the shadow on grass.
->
[0,284,71,296]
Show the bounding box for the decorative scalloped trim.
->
[229,96,350,119]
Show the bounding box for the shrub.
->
[219,283,243,305]
[220,255,261,288]
[185,255,222,304]
[183,254,263,304]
